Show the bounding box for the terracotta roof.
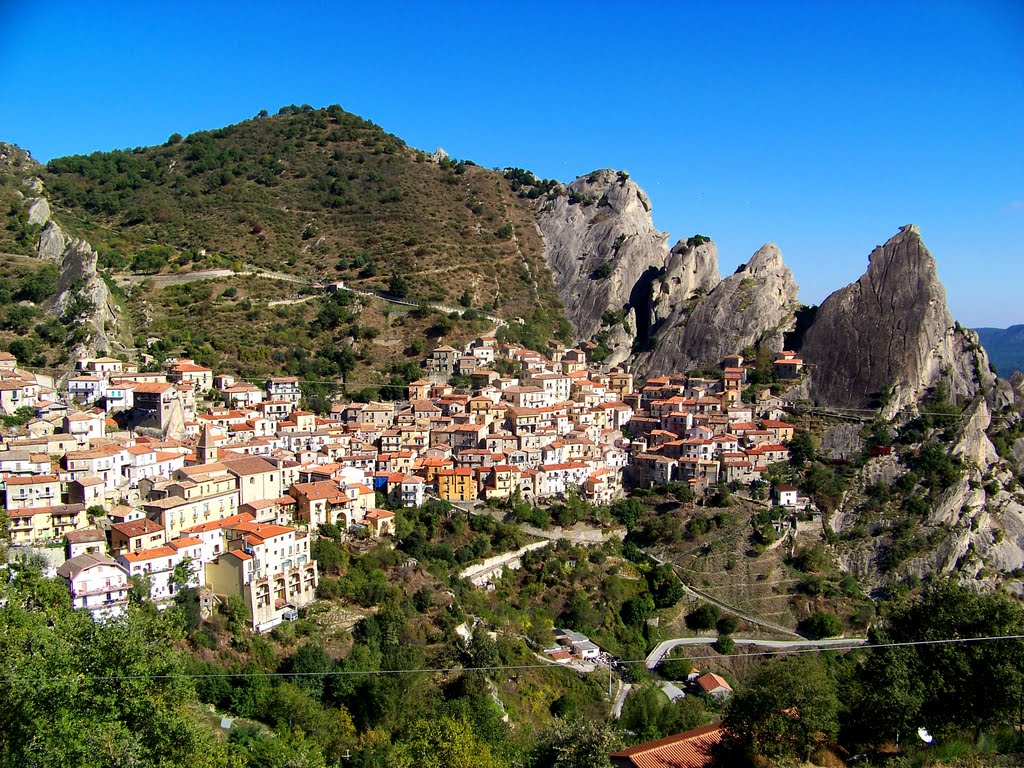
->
[121,545,177,563]
[112,518,164,537]
[609,723,723,768]
[221,455,277,476]
[181,512,256,533]
[5,474,59,485]
[133,382,173,394]
[231,520,293,540]
[696,672,732,694]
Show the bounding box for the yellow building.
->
[437,467,477,502]
[205,520,317,632]
[7,503,89,544]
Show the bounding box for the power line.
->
[1,633,1022,687]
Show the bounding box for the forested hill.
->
[40,104,566,333]
[975,325,1024,376]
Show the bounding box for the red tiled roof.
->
[696,672,732,694]
[610,723,723,768]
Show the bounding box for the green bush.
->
[686,603,720,631]
[800,611,842,639]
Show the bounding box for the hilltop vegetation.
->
[42,105,564,327]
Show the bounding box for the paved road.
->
[646,636,867,669]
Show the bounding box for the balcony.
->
[74,583,129,597]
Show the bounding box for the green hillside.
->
[42,105,560,315]
[0,107,574,384]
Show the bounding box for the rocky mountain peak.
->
[567,168,652,214]
[743,242,785,276]
[638,241,799,375]
[799,226,995,413]
[537,170,668,365]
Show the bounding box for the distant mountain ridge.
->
[974,325,1024,376]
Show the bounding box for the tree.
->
[801,611,842,639]
[787,431,816,465]
[851,579,1024,743]
[716,615,741,635]
[288,642,336,701]
[528,720,616,768]
[620,686,712,742]
[622,593,655,627]
[223,593,251,636]
[657,654,693,681]
[686,603,720,631]
[388,272,409,298]
[467,625,500,669]
[610,497,645,529]
[721,654,840,763]
[399,714,508,768]
[0,567,234,767]
[713,634,735,655]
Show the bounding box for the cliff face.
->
[800,225,994,413]
[37,218,118,359]
[649,237,721,328]
[639,242,799,374]
[537,170,669,366]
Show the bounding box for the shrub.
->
[686,603,720,631]
[713,635,735,654]
[716,615,740,635]
[801,612,842,639]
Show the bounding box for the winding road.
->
[645,635,867,670]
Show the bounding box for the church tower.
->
[196,425,218,465]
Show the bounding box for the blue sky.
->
[2,1,1021,326]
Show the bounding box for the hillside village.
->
[0,336,802,631]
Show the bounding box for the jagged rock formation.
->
[833,396,1024,591]
[640,243,799,374]
[537,169,669,366]
[800,225,995,414]
[26,197,50,226]
[37,220,117,357]
[649,237,720,329]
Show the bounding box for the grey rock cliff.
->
[639,242,799,374]
[800,225,994,414]
[36,220,116,358]
[537,169,669,366]
[26,197,51,226]
[650,237,721,327]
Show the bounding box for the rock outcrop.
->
[37,220,116,357]
[26,197,50,226]
[639,242,799,374]
[799,225,994,414]
[649,237,720,329]
[537,170,669,366]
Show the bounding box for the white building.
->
[206,520,317,632]
[57,553,130,620]
[117,537,204,605]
